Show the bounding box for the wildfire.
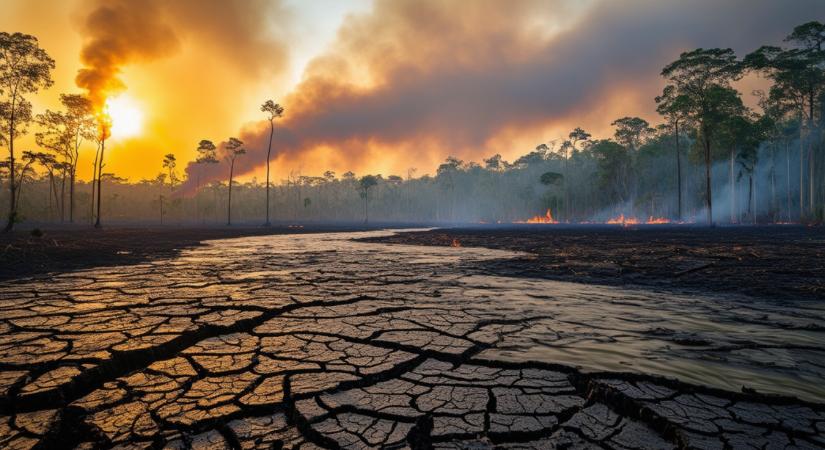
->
[606,214,639,225]
[451,238,462,247]
[514,209,558,224]
[606,215,672,225]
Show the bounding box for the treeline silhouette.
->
[1,21,824,227]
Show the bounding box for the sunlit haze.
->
[106,95,144,139]
[1,0,823,185]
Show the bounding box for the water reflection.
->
[194,229,825,402]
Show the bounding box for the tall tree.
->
[745,22,825,219]
[161,153,177,223]
[660,48,742,225]
[62,94,94,223]
[0,32,55,231]
[35,95,94,223]
[611,117,652,152]
[195,139,218,222]
[611,117,652,213]
[261,100,284,226]
[656,86,691,220]
[359,175,378,224]
[93,113,111,228]
[223,137,245,225]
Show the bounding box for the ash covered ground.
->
[365,225,825,301]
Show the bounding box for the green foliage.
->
[539,171,563,186]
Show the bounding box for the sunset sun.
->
[105,95,144,139]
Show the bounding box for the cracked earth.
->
[1,230,824,449]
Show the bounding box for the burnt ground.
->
[364,225,825,301]
[0,227,823,449]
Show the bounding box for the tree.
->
[715,108,754,223]
[261,100,285,226]
[61,94,94,223]
[745,22,825,219]
[436,156,463,221]
[195,139,218,222]
[35,94,94,223]
[223,137,245,225]
[560,128,589,219]
[34,109,69,219]
[0,32,55,231]
[93,113,112,228]
[591,139,631,205]
[359,175,378,223]
[163,153,178,188]
[656,86,691,219]
[160,153,177,223]
[13,150,48,209]
[612,117,653,153]
[660,48,742,225]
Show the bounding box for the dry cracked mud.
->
[0,230,824,449]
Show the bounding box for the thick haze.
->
[2,0,823,182]
[186,0,825,187]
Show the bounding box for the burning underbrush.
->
[510,210,684,226]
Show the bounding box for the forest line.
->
[1,21,824,227]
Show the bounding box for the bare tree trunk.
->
[730,147,736,223]
[809,139,815,213]
[675,121,682,221]
[786,140,792,221]
[60,169,67,222]
[704,132,713,226]
[195,169,200,223]
[748,175,754,224]
[265,120,274,226]
[364,189,369,223]
[95,139,105,228]
[800,128,805,220]
[227,160,234,226]
[4,99,17,232]
[69,165,75,223]
[91,143,100,225]
[770,144,776,222]
[47,171,54,220]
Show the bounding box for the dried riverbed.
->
[0,229,823,449]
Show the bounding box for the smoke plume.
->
[76,0,290,137]
[182,0,825,189]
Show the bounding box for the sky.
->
[2,0,824,184]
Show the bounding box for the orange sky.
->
[2,0,822,184]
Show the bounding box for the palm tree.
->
[223,137,245,225]
[260,100,284,226]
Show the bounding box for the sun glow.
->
[105,95,144,139]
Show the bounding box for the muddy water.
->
[194,229,825,402]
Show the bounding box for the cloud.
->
[183,0,825,188]
[75,0,290,133]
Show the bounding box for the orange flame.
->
[606,214,639,225]
[607,215,672,225]
[451,238,462,247]
[514,209,558,224]
[96,106,112,141]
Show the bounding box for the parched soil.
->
[365,225,825,301]
[0,224,388,281]
[0,227,823,448]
